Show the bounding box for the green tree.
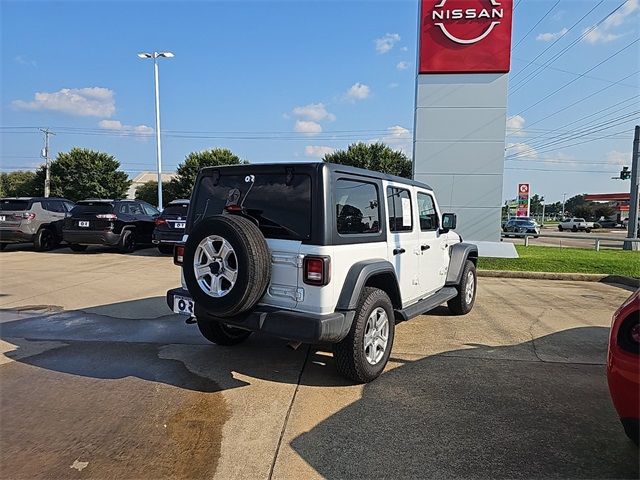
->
[323,142,412,179]
[529,194,545,215]
[170,148,246,198]
[564,194,590,216]
[574,205,593,219]
[0,171,38,197]
[134,180,178,207]
[32,148,130,201]
[593,203,616,220]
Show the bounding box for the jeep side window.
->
[417,192,438,231]
[387,187,413,233]
[141,203,160,216]
[335,179,380,235]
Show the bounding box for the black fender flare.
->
[445,242,478,286]
[336,260,402,311]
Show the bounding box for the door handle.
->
[393,248,406,255]
[421,244,430,251]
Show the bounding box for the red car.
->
[607,288,640,445]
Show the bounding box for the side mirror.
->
[441,213,457,232]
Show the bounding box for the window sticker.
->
[401,197,411,227]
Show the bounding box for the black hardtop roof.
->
[199,162,432,191]
[0,196,72,202]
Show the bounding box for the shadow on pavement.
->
[291,327,639,479]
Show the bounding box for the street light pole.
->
[562,193,567,218]
[138,51,174,209]
[624,125,639,251]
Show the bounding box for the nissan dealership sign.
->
[419,0,513,73]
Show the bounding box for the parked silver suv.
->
[0,197,75,251]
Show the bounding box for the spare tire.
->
[183,214,271,318]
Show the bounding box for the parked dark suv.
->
[152,199,189,254]
[0,197,74,251]
[63,199,160,253]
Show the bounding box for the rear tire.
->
[585,228,591,233]
[333,287,395,383]
[34,228,55,251]
[69,244,88,252]
[158,244,174,254]
[572,226,578,232]
[118,230,137,253]
[447,260,477,315]
[197,317,252,346]
[558,225,563,231]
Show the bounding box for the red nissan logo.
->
[432,0,504,45]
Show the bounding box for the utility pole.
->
[39,128,55,197]
[562,193,567,218]
[624,125,639,251]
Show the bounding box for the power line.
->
[512,0,561,50]
[510,0,631,92]
[514,37,640,117]
[508,109,640,151]
[519,72,640,135]
[509,0,605,84]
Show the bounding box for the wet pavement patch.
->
[0,341,229,479]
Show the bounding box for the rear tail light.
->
[303,255,330,286]
[617,314,640,354]
[174,244,185,266]
[155,217,167,226]
[21,212,36,220]
[96,213,117,220]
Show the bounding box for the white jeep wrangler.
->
[167,163,478,382]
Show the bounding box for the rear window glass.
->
[162,203,189,216]
[192,173,311,240]
[0,199,30,211]
[71,202,114,214]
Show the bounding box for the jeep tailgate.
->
[261,238,302,310]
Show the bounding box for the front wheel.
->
[585,228,591,233]
[447,260,477,315]
[558,225,563,231]
[333,287,395,383]
[572,226,578,232]
[197,317,252,345]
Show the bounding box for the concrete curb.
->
[478,270,640,288]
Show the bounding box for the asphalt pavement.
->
[0,246,638,479]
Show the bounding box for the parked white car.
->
[558,218,594,232]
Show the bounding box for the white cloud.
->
[396,61,410,70]
[292,103,335,121]
[606,150,629,165]
[375,33,401,54]
[536,28,568,42]
[583,0,638,44]
[15,55,36,67]
[389,82,399,89]
[506,115,526,136]
[294,120,322,134]
[98,119,153,136]
[345,82,371,101]
[366,125,412,155]
[400,46,409,52]
[507,142,538,158]
[304,145,336,158]
[13,87,116,117]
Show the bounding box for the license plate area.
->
[173,295,194,315]
[0,216,5,222]
[78,221,90,227]
[174,222,186,229]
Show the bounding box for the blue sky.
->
[1,0,638,203]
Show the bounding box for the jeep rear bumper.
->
[166,287,353,343]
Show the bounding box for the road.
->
[1,246,638,479]
[503,228,630,249]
